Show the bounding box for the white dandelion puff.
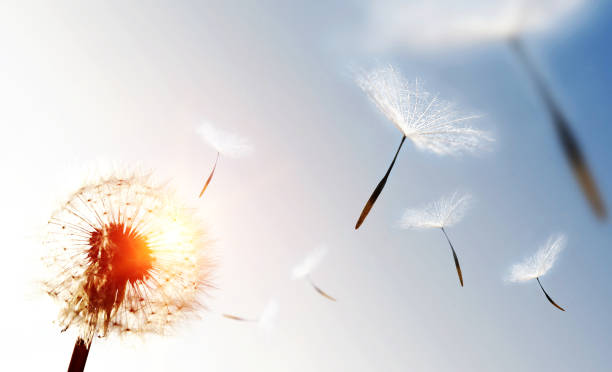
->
[400,192,473,229]
[196,122,253,158]
[354,66,491,229]
[292,246,327,280]
[399,192,473,286]
[507,233,566,311]
[292,246,336,301]
[509,234,566,282]
[42,171,213,370]
[357,66,492,156]
[196,122,253,198]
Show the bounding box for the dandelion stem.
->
[355,135,407,229]
[199,151,220,198]
[536,277,565,311]
[67,337,92,372]
[441,227,463,287]
[509,37,606,220]
[307,276,336,301]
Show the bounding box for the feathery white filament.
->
[508,234,566,282]
[400,192,473,229]
[357,66,492,155]
[292,246,327,280]
[196,122,253,157]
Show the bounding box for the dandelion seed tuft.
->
[196,122,253,158]
[292,246,327,280]
[400,192,473,229]
[357,66,492,156]
[508,234,566,282]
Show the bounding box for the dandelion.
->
[510,38,606,220]
[508,234,566,311]
[355,66,491,229]
[399,192,473,287]
[42,171,213,371]
[196,122,253,198]
[292,246,336,301]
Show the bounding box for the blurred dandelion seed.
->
[399,192,473,287]
[292,247,336,301]
[364,0,586,50]
[196,122,253,198]
[42,171,213,371]
[355,66,491,229]
[221,299,279,331]
[508,233,566,311]
[510,38,606,220]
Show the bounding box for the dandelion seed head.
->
[357,66,492,156]
[292,246,327,280]
[196,122,253,158]
[508,233,566,282]
[400,192,473,229]
[42,172,213,341]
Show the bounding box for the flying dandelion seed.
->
[354,66,491,229]
[292,247,336,301]
[508,233,566,311]
[196,122,253,198]
[221,299,279,331]
[42,171,213,371]
[509,38,606,220]
[399,192,473,287]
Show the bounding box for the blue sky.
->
[1,1,611,371]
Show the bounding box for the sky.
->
[1,1,611,371]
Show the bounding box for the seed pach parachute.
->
[355,66,492,229]
[222,299,279,331]
[508,234,567,311]
[400,192,473,287]
[292,247,336,302]
[42,171,213,371]
[196,122,253,198]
